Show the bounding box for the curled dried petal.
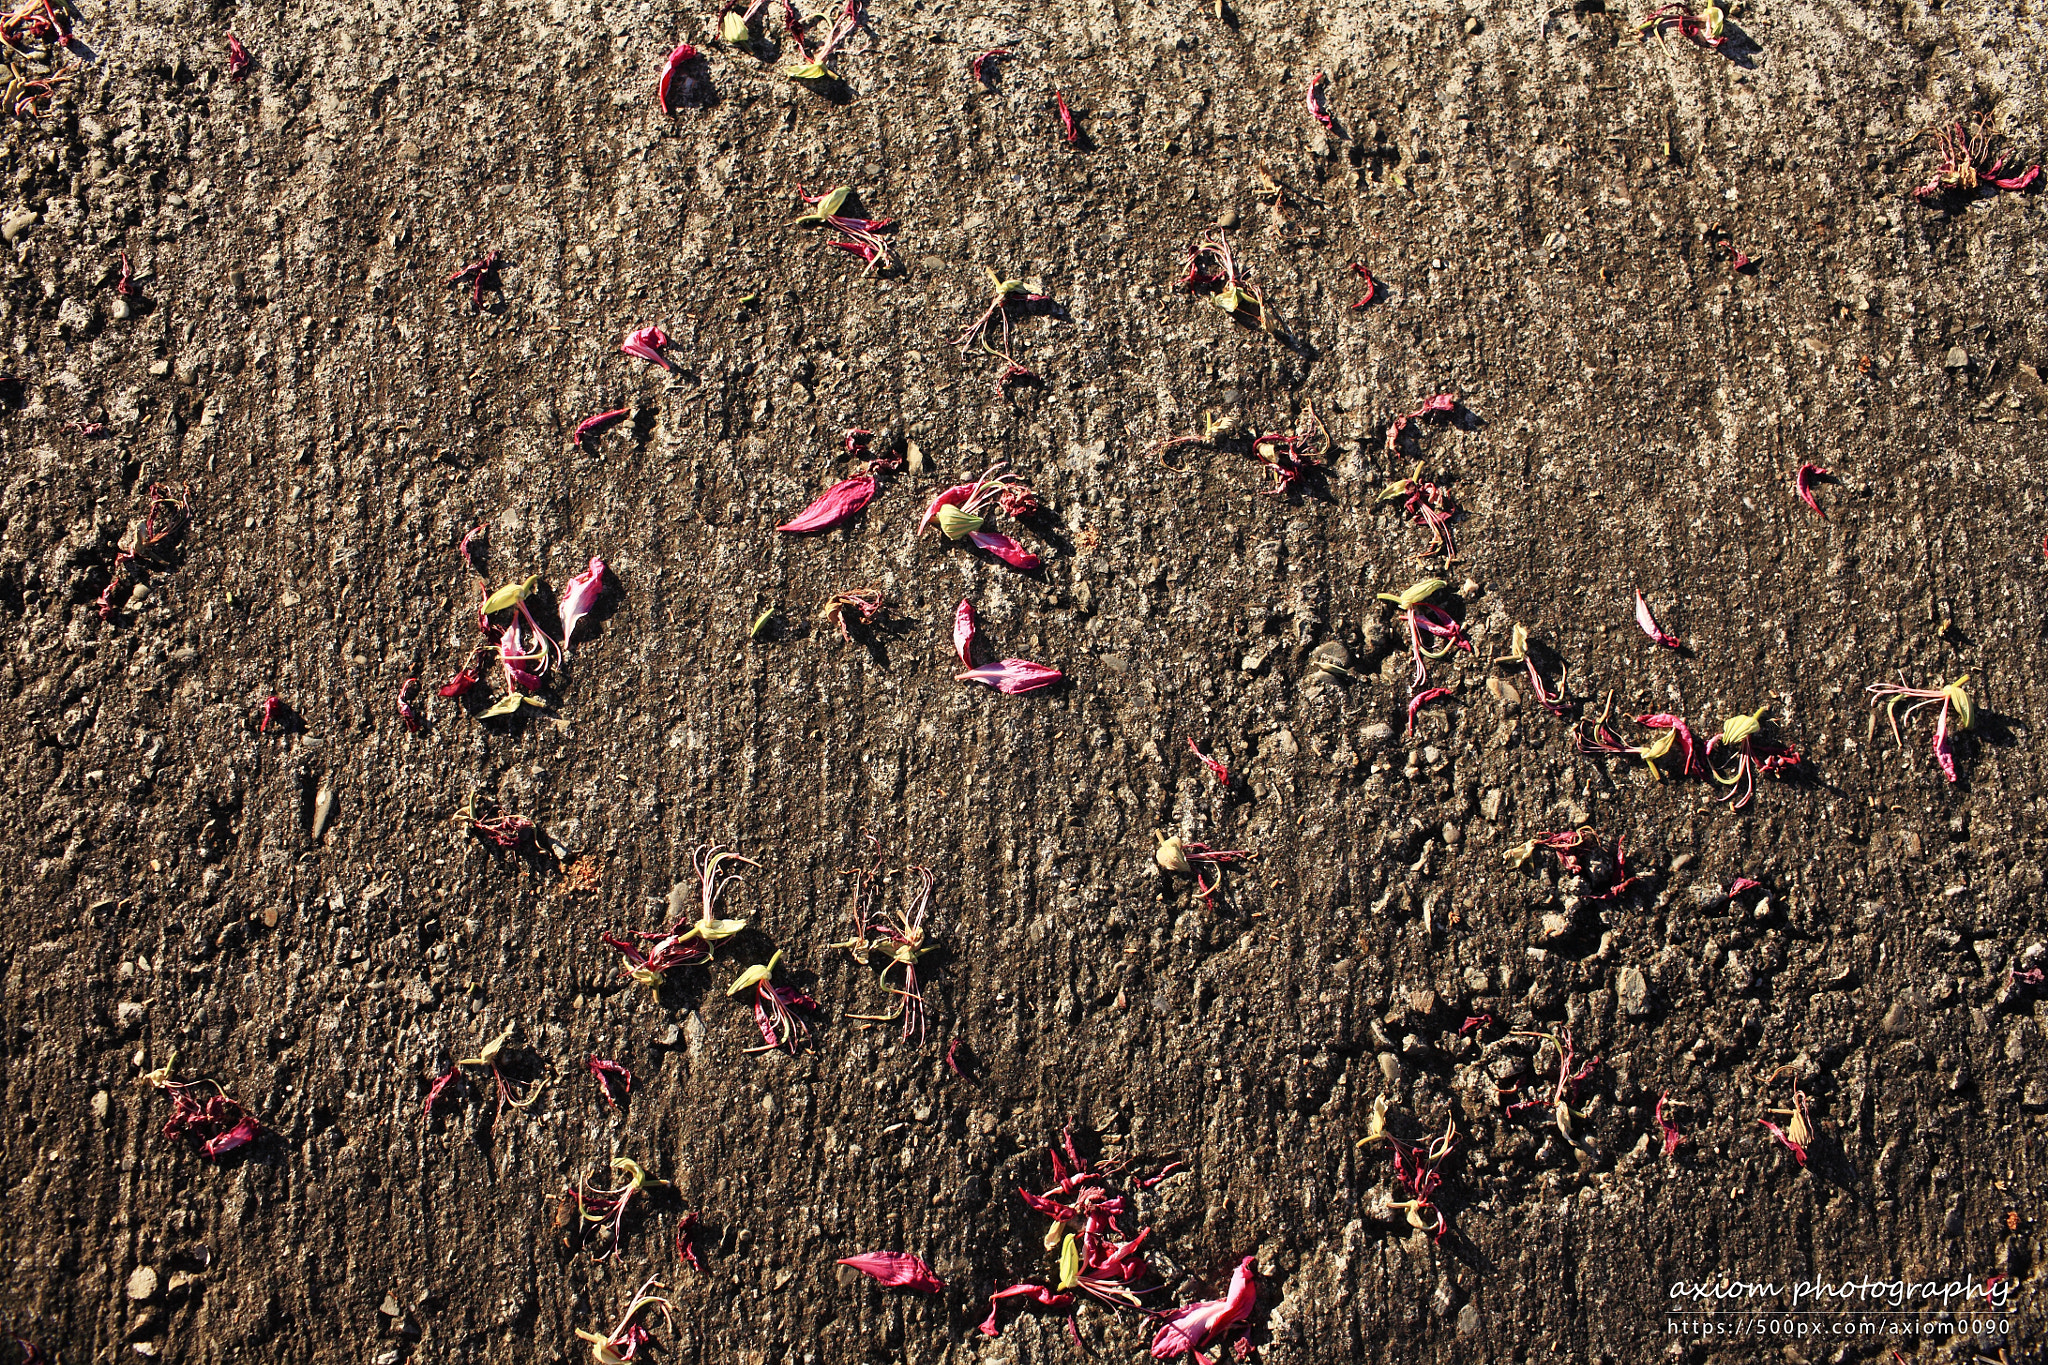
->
[955,659,1062,695]
[836,1252,943,1293]
[953,599,979,668]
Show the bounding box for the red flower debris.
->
[780,431,902,533]
[1866,675,1972,783]
[982,1127,1164,1340]
[1406,685,1456,736]
[656,42,701,114]
[837,1251,943,1293]
[1758,1068,1813,1166]
[1502,1029,1599,1143]
[952,599,980,667]
[455,1023,543,1129]
[819,586,888,642]
[728,949,818,1055]
[1152,1256,1258,1361]
[588,1056,633,1111]
[142,1052,264,1160]
[1633,591,1682,649]
[457,522,487,577]
[1634,712,1703,778]
[571,406,630,449]
[1505,825,1638,899]
[257,694,284,732]
[1637,1,1728,48]
[575,1276,673,1362]
[0,0,68,47]
[564,1159,667,1261]
[969,529,1041,570]
[1305,72,1334,131]
[446,249,499,311]
[833,847,939,1044]
[1348,260,1378,310]
[945,1038,969,1079]
[1704,706,1801,809]
[1376,580,1471,691]
[1911,115,2040,201]
[1795,461,1829,518]
[225,31,251,78]
[1356,1097,1458,1242]
[95,482,191,622]
[675,1212,704,1273]
[1376,458,1460,562]
[1053,90,1080,145]
[459,790,536,850]
[558,557,610,654]
[1187,736,1230,788]
[1656,1093,1686,1157]
[956,268,1056,395]
[1247,406,1328,496]
[1383,391,1457,456]
[396,677,423,733]
[1180,230,1281,335]
[970,47,1008,85]
[422,1065,464,1127]
[957,658,1064,694]
[1154,831,1254,911]
[1575,694,1694,782]
[921,459,1044,558]
[114,250,135,296]
[620,324,675,372]
[604,843,757,987]
[1493,624,1571,716]
[793,185,896,275]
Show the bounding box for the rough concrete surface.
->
[2,0,2047,1359]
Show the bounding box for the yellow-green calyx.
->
[1056,1233,1082,1290]
[460,1023,517,1068]
[1502,622,1531,663]
[1942,677,1974,731]
[936,504,985,540]
[1703,2,1725,35]
[1154,833,1190,874]
[1639,727,1679,781]
[796,186,849,223]
[1379,578,1446,611]
[720,10,750,40]
[1720,705,1768,747]
[728,949,784,996]
[481,574,539,615]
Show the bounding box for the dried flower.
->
[953,598,979,667]
[656,42,701,114]
[1053,90,1079,144]
[970,47,1008,84]
[1503,1029,1598,1143]
[422,1065,464,1127]
[457,522,487,577]
[1634,712,1703,779]
[446,250,499,311]
[396,677,423,733]
[675,1212,704,1272]
[1376,579,1471,690]
[1494,623,1571,715]
[574,1277,673,1364]
[921,459,1042,538]
[1406,685,1455,736]
[968,529,1041,571]
[621,324,675,372]
[793,184,896,274]
[456,1022,543,1127]
[257,695,284,732]
[1153,831,1252,910]
[956,267,1056,394]
[1187,736,1230,787]
[1348,261,1378,310]
[588,1056,632,1111]
[1912,115,2040,201]
[1151,1256,1256,1361]
[604,844,757,986]
[1703,705,1802,809]
[727,949,818,1054]
[1376,457,1460,561]
[956,658,1063,695]
[1575,693,1690,781]
[458,790,537,850]
[1865,674,1972,782]
[565,1157,668,1261]
[778,472,879,533]
[1633,591,1681,649]
[94,481,191,621]
[225,31,251,78]
[114,250,134,296]
[1795,462,1829,518]
[1758,1069,1813,1166]
[1383,392,1458,456]
[558,557,610,653]
[1656,1093,1686,1156]
[1247,406,1328,496]
[836,853,939,1044]
[820,586,887,642]
[144,1054,265,1161]
[572,406,630,449]
[1365,1104,1458,1239]
[837,1252,943,1293]
[1179,230,1281,335]
[1637,1,1727,48]
[983,1127,1162,1338]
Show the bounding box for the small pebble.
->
[127,1266,158,1301]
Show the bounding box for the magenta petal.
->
[918,483,977,535]
[955,659,1062,695]
[1933,706,1958,782]
[621,325,674,371]
[981,1284,1073,1337]
[202,1115,260,1159]
[968,529,1041,571]
[559,556,609,652]
[1991,164,2041,191]
[836,1252,943,1293]
[777,475,877,533]
[1634,591,1680,649]
[953,599,978,667]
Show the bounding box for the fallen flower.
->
[956,658,1063,695]
[793,184,896,275]
[1376,457,1460,561]
[144,1054,265,1161]
[1912,114,2040,201]
[1054,90,1079,144]
[115,250,134,296]
[457,1022,543,1128]
[675,1212,703,1272]
[1305,70,1333,130]
[968,529,1041,571]
[1865,674,1972,782]
[980,1283,1075,1337]
[837,1251,943,1293]
[970,47,1008,84]
[1348,260,1378,310]
[1576,693,1689,782]
[1703,705,1802,809]
[1151,1255,1256,1361]
[1656,1092,1686,1156]
[572,406,630,449]
[1637,1,1727,48]
[1795,462,1829,518]
[945,1038,969,1079]
[604,842,756,987]
[921,458,1042,538]
[1634,591,1682,649]
[953,598,979,667]
[94,481,191,621]
[1179,230,1281,336]
[258,694,284,732]
[1376,579,1472,690]
[422,1065,464,1127]
[588,1056,632,1111]
[459,790,536,849]
[446,249,499,311]
[1187,736,1230,787]
[779,472,879,533]
[575,1276,673,1364]
[1383,392,1457,456]
[1154,831,1252,911]
[1634,712,1703,779]
[438,663,482,698]
[1406,685,1456,736]
[956,268,1056,394]
[226,31,251,78]
[656,42,700,114]
[1247,406,1329,496]
[836,853,939,1043]
[559,556,610,653]
[396,677,423,733]
[1758,1069,1813,1166]
[819,585,887,642]
[1494,624,1571,716]
[458,522,487,577]
[1504,1029,1598,1143]
[728,949,818,1054]
[621,324,675,372]
[567,1157,668,1260]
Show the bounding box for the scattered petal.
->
[777,474,877,533]
[837,1252,943,1293]
[621,325,675,372]
[955,659,1063,695]
[967,529,1041,571]
[1633,591,1682,649]
[953,599,979,668]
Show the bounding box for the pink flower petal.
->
[559,556,609,652]
[777,474,877,533]
[955,658,1062,695]
[953,599,979,667]
[202,1115,260,1159]
[918,483,977,535]
[621,325,674,372]
[980,1283,1073,1337]
[1150,1256,1256,1359]
[836,1251,943,1294]
[1633,591,1681,649]
[968,529,1041,571]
